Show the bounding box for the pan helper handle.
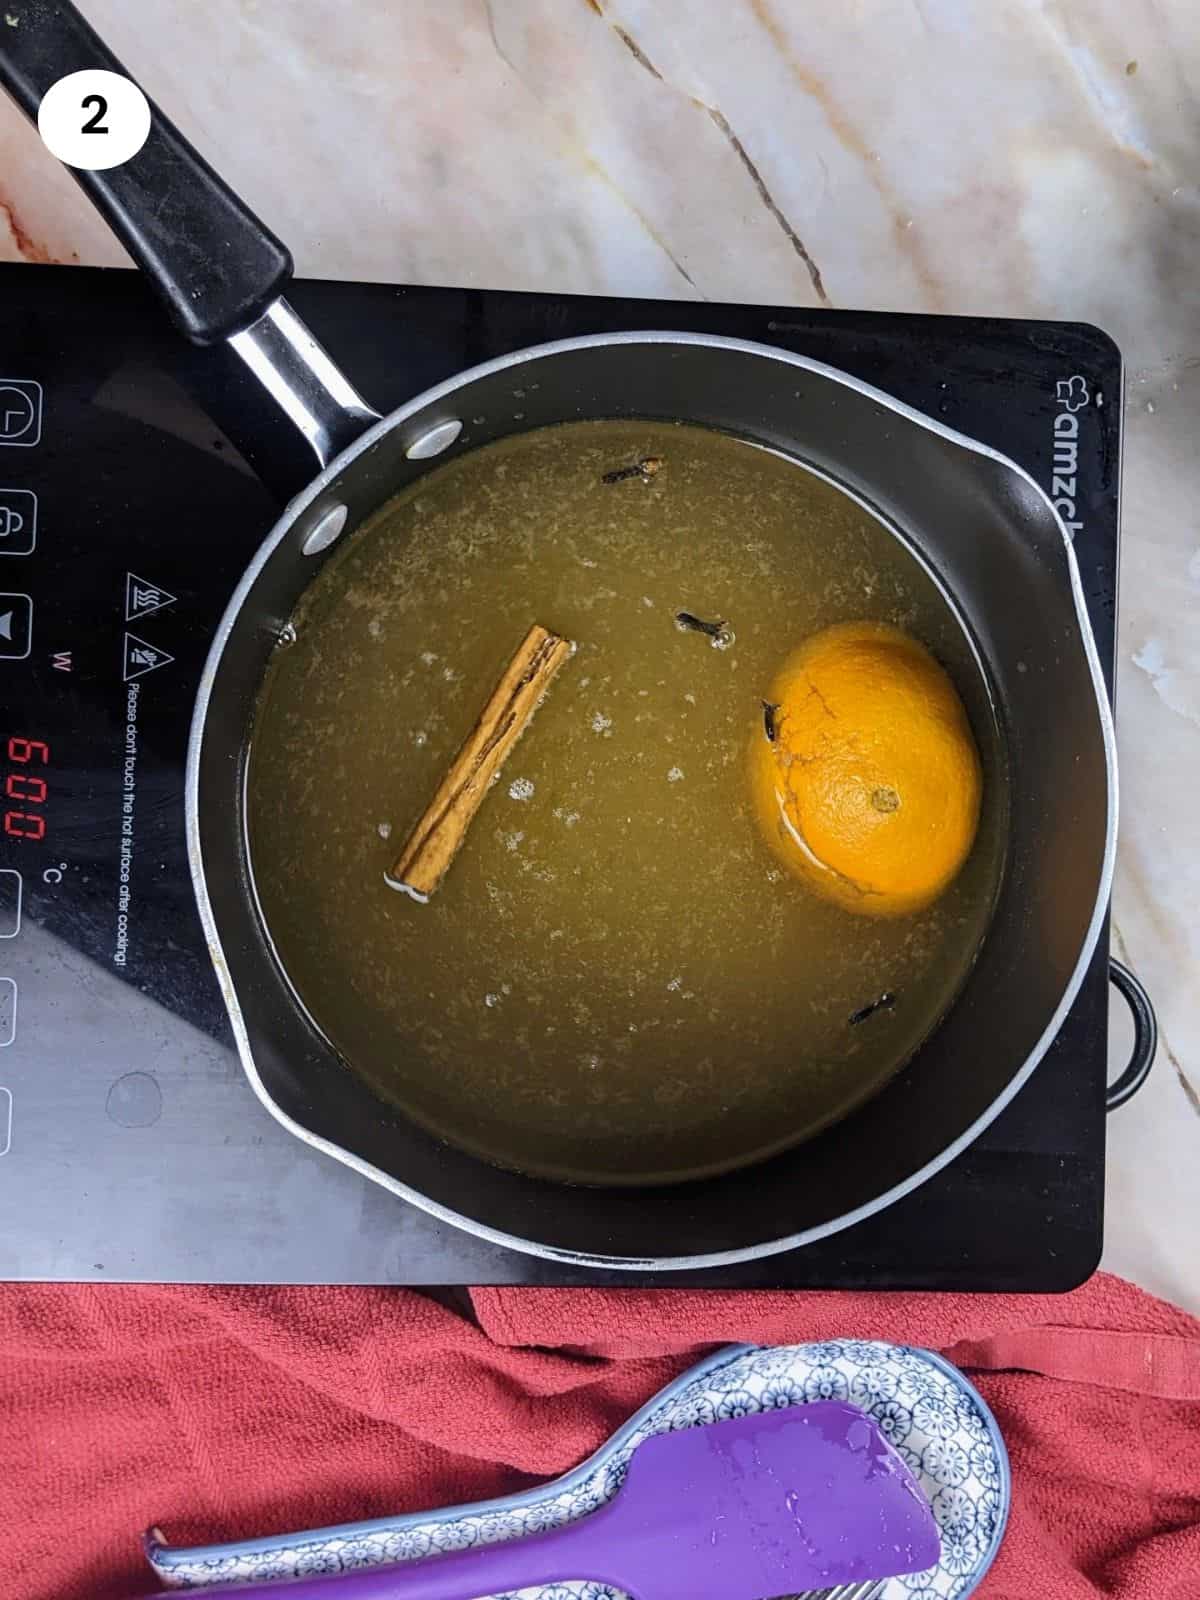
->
[0,0,381,464]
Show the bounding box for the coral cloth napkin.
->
[3,1272,1199,1599]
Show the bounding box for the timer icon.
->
[0,380,42,447]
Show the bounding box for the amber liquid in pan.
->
[247,421,1007,1185]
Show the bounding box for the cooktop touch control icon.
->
[0,594,32,659]
[0,488,36,554]
[0,380,42,447]
[0,979,15,1047]
[0,870,20,938]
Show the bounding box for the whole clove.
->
[762,701,780,743]
[602,455,663,484]
[849,991,897,1026]
[675,611,727,638]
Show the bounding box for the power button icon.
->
[0,380,42,447]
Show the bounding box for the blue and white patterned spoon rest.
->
[147,1339,1009,1599]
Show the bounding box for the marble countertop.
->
[1,0,1196,1309]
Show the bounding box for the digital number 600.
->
[3,736,50,841]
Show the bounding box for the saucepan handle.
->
[1106,958,1157,1111]
[0,0,290,345]
[0,0,381,464]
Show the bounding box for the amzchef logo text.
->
[1051,375,1089,539]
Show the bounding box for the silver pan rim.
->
[186,328,1117,1270]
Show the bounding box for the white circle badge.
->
[37,69,151,172]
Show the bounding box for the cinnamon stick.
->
[385,624,573,901]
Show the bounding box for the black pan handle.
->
[0,0,291,344]
[0,0,380,465]
[1106,958,1157,1112]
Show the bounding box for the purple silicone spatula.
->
[151,1401,940,1600]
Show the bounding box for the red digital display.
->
[3,736,49,842]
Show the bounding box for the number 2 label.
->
[38,70,150,172]
[80,94,109,135]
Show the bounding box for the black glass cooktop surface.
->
[0,265,1121,1287]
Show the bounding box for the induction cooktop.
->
[0,265,1122,1288]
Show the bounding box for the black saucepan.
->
[0,1,1155,1268]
